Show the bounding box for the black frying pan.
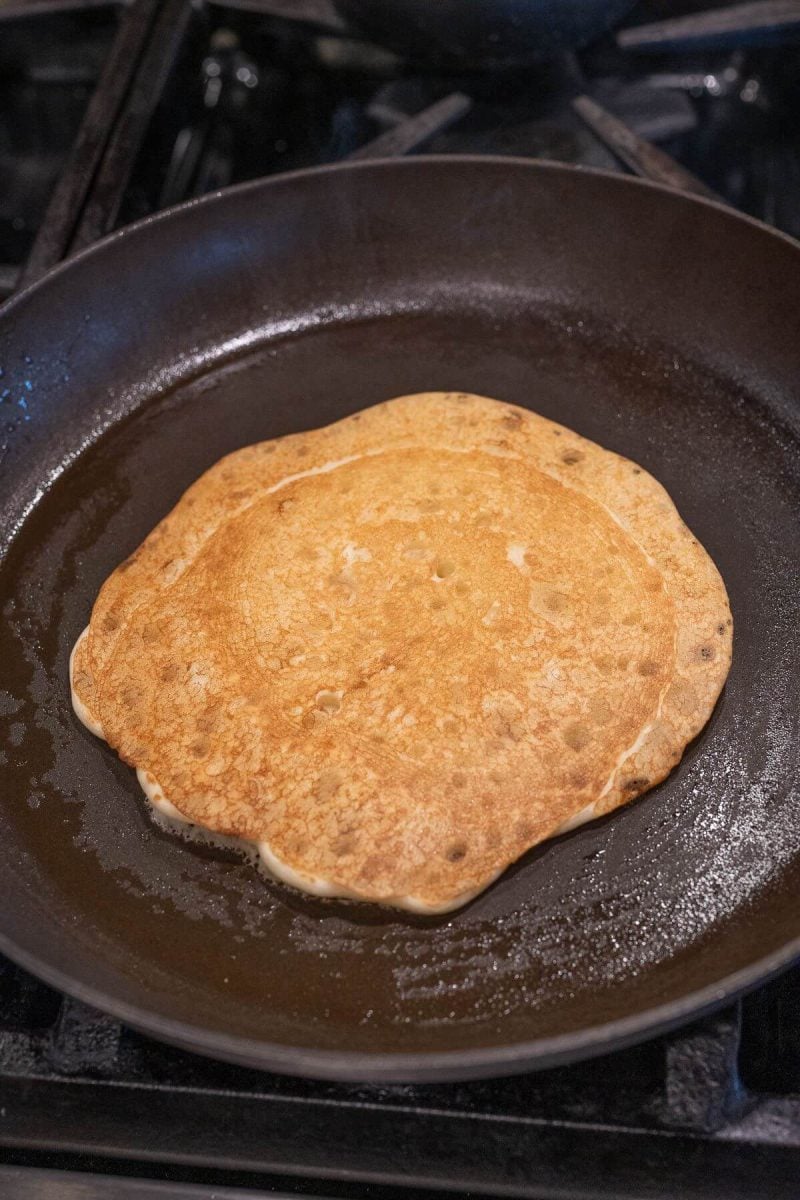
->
[1,159,799,1083]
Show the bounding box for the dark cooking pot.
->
[247,0,640,70]
[334,0,639,68]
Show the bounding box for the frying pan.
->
[0,158,799,1083]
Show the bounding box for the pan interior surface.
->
[0,161,798,1080]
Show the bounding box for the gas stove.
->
[3,0,800,298]
[1,2,798,1196]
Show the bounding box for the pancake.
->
[70,392,732,913]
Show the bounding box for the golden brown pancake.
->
[70,392,732,912]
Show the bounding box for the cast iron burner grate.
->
[0,955,798,1198]
[2,0,800,296]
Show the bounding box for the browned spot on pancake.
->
[120,685,141,710]
[545,591,568,614]
[493,709,524,742]
[588,696,612,725]
[317,768,344,801]
[624,777,650,792]
[561,449,585,465]
[563,722,592,752]
[638,659,660,677]
[196,710,218,733]
[445,843,467,862]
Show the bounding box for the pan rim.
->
[3,155,800,325]
[1,155,798,1081]
[0,922,796,1081]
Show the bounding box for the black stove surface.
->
[3,0,800,296]
[0,3,798,1196]
[0,952,798,1198]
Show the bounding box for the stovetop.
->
[3,0,800,298]
[1,953,798,1198]
[1,2,798,1196]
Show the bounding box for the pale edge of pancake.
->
[67,572,686,914]
[69,392,733,913]
[69,622,659,914]
[70,627,491,913]
[71,624,605,914]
